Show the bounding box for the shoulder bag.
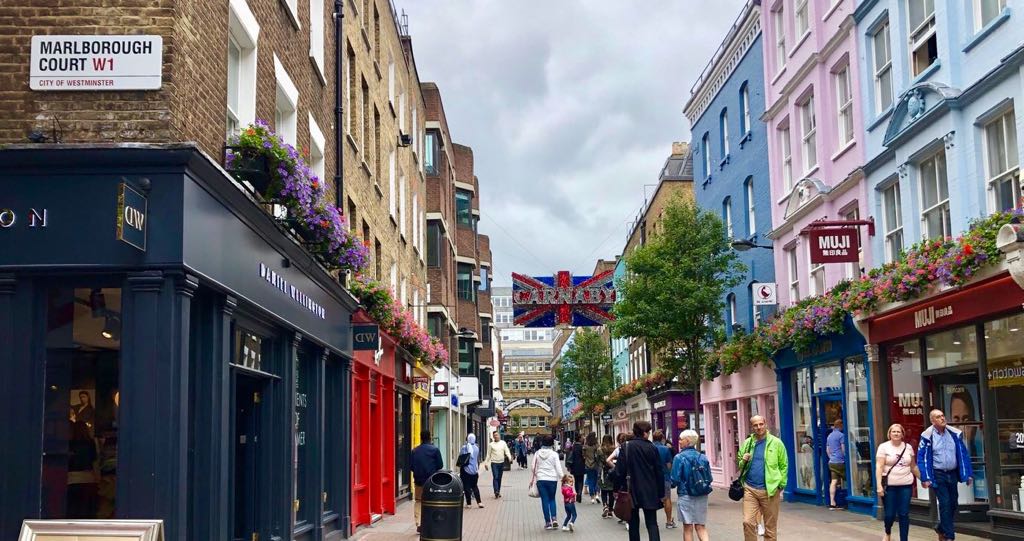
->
[881,444,908,490]
[528,454,541,498]
[613,442,634,521]
[729,438,753,501]
[456,445,471,469]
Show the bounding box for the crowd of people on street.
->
[407,406,974,540]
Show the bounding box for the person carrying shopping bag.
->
[529,435,564,530]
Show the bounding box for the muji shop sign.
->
[30,35,163,90]
[808,228,859,264]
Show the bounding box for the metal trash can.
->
[421,470,464,540]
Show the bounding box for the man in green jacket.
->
[738,415,788,541]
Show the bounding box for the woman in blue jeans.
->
[875,424,920,541]
[529,435,565,530]
[583,432,601,502]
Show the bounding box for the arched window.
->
[739,82,751,134]
[720,108,730,158]
[723,196,733,238]
[745,177,756,236]
[702,132,712,178]
[727,293,737,330]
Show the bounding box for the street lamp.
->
[730,238,775,251]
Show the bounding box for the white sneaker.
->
[757,523,765,536]
[569,523,574,532]
[561,526,570,532]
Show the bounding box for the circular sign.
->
[433,381,448,397]
[758,285,772,299]
[489,419,500,428]
[616,410,627,419]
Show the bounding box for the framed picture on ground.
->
[19,519,163,541]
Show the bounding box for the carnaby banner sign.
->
[808,228,859,264]
[512,270,615,327]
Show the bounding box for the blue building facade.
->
[684,5,775,336]
[853,0,1024,534]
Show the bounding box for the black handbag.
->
[456,446,471,468]
[881,444,908,490]
[729,439,752,502]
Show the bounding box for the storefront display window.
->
[43,287,121,519]
[925,325,979,370]
[293,350,314,526]
[710,405,721,468]
[985,314,1024,512]
[813,362,841,393]
[845,358,873,498]
[765,395,779,437]
[793,367,814,490]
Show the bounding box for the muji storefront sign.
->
[30,35,163,90]
[808,228,859,264]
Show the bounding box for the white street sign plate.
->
[30,35,163,91]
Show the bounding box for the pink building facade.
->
[700,366,779,488]
[762,0,870,299]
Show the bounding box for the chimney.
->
[671,141,688,156]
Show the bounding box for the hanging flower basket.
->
[224,145,272,196]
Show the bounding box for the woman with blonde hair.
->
[875,423,920,541]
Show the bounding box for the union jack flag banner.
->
[511,270,616,327]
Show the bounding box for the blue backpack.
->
[681,451,714,496]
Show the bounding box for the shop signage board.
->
[433,381,448,397]
[752,282,777,306]
[116,182,147,251]
[30,35,163,90]
[1011,432,1024,450]
[352,324,379,350]
[512,270,615,327]
[601,414,613,421]
[19,519,163,540]
[808,228,859,264]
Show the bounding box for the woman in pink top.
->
[875,424,920,541]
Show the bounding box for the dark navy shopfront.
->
[0,145,357,541]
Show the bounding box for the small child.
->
[561,475,578,532]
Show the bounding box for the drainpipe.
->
[334,0,345,208]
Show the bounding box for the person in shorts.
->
[826,419,846,509]
[670,429,709,541]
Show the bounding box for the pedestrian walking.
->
[653,429,676,529]
[530,435,565,530]
[917,409,973,541]
[670,429,712,541]
[483,430,513,498]
[826,418,846,509]
[567,434,586,502]
[583,432,602,504]
[597,434,617,519]
[411,430,444,535]
[561,474,579,532]
[607,432,631,527]
[615,420,665,541]
[738,415,788,541]
[516,435,528,468]
[876,423,920,541]
[458,434,484,509]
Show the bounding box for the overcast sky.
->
[401,0,748,285]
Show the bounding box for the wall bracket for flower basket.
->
[223,145,272,196]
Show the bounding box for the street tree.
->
[556,328,617,426]
[610,197,745,432]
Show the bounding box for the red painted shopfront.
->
[350,310,396,531]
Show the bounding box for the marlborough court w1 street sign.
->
[511,270,615,327]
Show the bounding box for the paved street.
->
[353,463,987,540]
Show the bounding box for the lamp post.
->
[730,238,775,251]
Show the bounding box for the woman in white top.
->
[875,423,920,541]
[529,435,565,530]
[483,431,513,498]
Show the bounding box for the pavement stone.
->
[352,462,989,540]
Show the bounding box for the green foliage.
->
[556,328,617,415]
[610,197,745,383]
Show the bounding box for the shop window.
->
[233,327,264,371]
[455,190,473,227]
[293,349,315,527]
[845,358,873,498]
[924,325,978,370]
[984,313,1024,512]
[887,339,925,500]
[793,367,814,490]
[710,405,722,468]
[43,287,121,519]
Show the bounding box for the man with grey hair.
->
[670,429,711,541]
[917,409,973,541]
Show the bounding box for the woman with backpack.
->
[614,421,665,541]
[670,429,711,541]
[597,434,617,518]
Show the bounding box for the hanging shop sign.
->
[808,228,859,264]
[116,182,147,251]
[601,414,613,421]
[511,270,615,327]
[753,282,777,306]
[352,324,380,351]
[30,35,163,90]
[433,381,449,397]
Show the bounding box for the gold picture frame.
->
[19,519,163,541]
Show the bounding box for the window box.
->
[224,145,271,196]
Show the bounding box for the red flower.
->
[963,244,974,255]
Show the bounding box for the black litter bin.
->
[421,470,464,540]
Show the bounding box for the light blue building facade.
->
[854,0,1024,533]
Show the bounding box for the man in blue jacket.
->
[917,409,973,541]
[412,430,445,533]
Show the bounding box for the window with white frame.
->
[399,174,407,237]
[746,177,756,237]
[412,193,419,250]
[399,88,407,134]
[227,0,259,138]
[780,123,794,193]
[346,45,355,134]
[511,381,519,390]
[740,83,751,134]
[795,0,809,37]
[976,0,1007,31]
[986,109,1020,212]
[309,0,324,77]
[808,243,825,297]
[750,283,762,327]
[389,263,397,294]
[727,293,737,328]
[720,109,730,158]
[360,77,368,153]
[702,132,711,178]
[773,6,787,72]
[503,381,510,391]
[908,0,938,77]
[387,53,395,104]
[920,151,951,239]
[723,197,733,238]
[835,66,854,146]
[273,55,298,146]
[503,363,509,373]
[308,114,325,183]
[799,94,817,173]
[400,277,407,307]
[787,246,800,303]
[388,151,396,217]
[843,207,862,280]
[882,181,904,262]
[870,21,893,115]
[412,107,419,157]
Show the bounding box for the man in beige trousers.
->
[738,415,788,540]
